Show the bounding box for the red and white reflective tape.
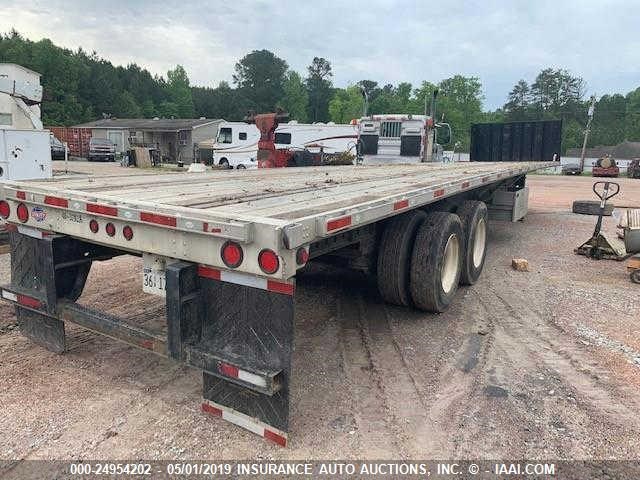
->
[1,289,43,309]
[218,361,267,388]
[5,189,245,241]
[393,199,409,211]
[326,215,352,232]
[16,225,53,239]
[316,166,534,237]
[201,399,287,447]
[198,265,295,296]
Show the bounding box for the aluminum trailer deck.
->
[0,160,554,446]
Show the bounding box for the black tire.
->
[410,212,463,313]
[377,209,427,306]
[219,158,229,168]
[457,201,488,285]
[631,270,640,284]
[572,200,613,216]
[237,164,246,170]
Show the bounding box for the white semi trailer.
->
[0,63,52,181]
[0,118,552,445]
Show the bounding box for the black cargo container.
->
[470,120,562,162]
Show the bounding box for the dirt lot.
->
[1,168,639,462]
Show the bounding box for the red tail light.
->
[16,203,29,223]
[258,249,279,274]
[89,219,99,233]
[122,225,133,241]
[296,247,309,265]
[221,241,243,268]
[0,201,10,219]
[105,222,116,237]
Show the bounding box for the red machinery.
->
[245,111,326,168]
[245,110,292,168]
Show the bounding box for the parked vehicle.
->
[562,163,582,175]
[592,155,619,177]
[357,113,450,164]
[628,158,640,179]
[211,121,358,169]
[88,137,116,162]
[50,134,66,160]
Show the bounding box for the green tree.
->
[166,65,194,118]
[357,80,380,107]
[279,71,308,122]
[328,86,364,123]
[504,80,531,121]
[306,57,333,122]
[193,81,250,121]
[233,50,288,113]
[625,87,640,141]
[436,75,484,150]
[530,68,585,117]
[590,94,627,146]
[114,90,142,117]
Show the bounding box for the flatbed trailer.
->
[0,160,552,446]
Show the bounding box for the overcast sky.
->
[1,0,638,109]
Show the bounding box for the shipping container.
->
[470,120,562,162]
[48,127,92,158]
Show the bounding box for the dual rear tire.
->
[376,201,488,312]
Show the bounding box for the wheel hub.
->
[441,233,460,293]
[472,218,487,269]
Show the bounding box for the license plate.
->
[143,267,166,296]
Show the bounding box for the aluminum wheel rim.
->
[472,218,487,269]
[441,233,460,294]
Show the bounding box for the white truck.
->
[207,120,358,169]
[0,63,52,181]
[0,116,552,445]
[358,113,450,165]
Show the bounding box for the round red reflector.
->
[89,219,99,233]
[296,247,309,265]
[258,249,279,274]
[16,203,29,223]
[221,241,243,268]
[105,222,116,237]
[0,201,10,219]
[123,225,134,241]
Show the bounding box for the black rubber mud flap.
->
[16,307,66,354]
[7,231,116,353]
[198,277,294,446]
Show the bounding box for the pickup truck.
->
[88,137,116,162]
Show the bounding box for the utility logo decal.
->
[32,206,47,222]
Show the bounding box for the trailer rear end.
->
[0,161,552,445]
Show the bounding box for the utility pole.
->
[579,95,596,172]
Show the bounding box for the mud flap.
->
[16,308,66,354]
[198,277,294,444]
[7,231,117,353]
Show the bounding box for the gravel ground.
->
[0,169,639,463]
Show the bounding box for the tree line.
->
[2,30,639,153]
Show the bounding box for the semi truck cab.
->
[357,114,450,165]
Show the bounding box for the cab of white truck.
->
[357,113,450,165]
